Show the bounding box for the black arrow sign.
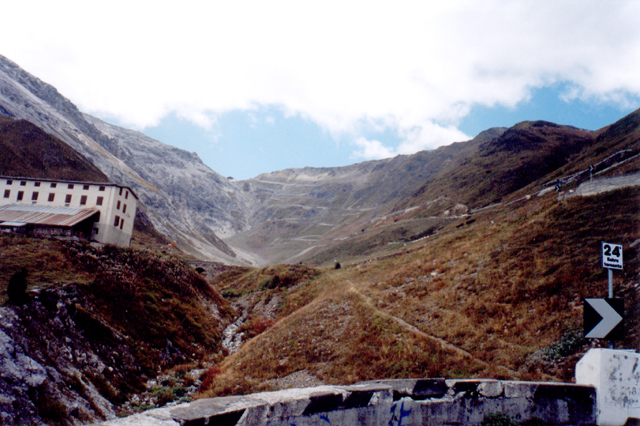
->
[583,298,624,340]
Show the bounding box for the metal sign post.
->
[591,242,625,347]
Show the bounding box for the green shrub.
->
[544,328,586,359]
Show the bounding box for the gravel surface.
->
[264,370,325,390]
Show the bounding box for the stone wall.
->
[95,379,596,426]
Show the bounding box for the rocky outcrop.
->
[0,285,123,425]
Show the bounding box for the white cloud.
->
[1,0,640,159]
[353,137,395,160]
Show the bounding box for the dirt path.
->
[345,280,523,377]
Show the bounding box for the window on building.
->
[125,191,129,199]
[3,189,10,198]
[120,219,124,230]
[20,181,26,186]
[65,194,72,203]
[80,195,87,205]
[117,200,121,210]
[50,183,57,188]
[114,216,120,227]
[122,204,127,213]
[31,192,39,201]
[99,186,105,191]
[48,193,55,202]
[6,180,12,185]
[17,191,24,201]
[34,182,41,187]
[83,184,90,190]
[119,187,123,196]
[96,196,103,206]
[68,184,74,189]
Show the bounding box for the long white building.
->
[0,176,138,247]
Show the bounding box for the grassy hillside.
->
[0,116,109,182]
[200,186,640,397]
[0,237,234,360]
[401,121,595,211]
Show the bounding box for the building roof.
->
[0,204,100,227]
[0,222,27,227]
[0,175,138,200]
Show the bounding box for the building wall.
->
[0,177,137,247]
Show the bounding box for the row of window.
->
[2,190,113,207]
[4,179,108,191]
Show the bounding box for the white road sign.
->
[602,242,623,270]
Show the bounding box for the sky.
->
[2,1,640,180]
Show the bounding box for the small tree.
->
[7,267,29,305]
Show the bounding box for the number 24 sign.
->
[602,242,623,270]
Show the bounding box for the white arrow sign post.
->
[584,298,624,339]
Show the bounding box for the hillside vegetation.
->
[199,186,639,397]
[1,108,640,425]
[197,111,640,397]
[0,238,235,424]
[0,116,109,182]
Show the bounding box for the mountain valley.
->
[1,55,640,425]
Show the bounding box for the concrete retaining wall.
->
[95,379,596,426]
[570,173,640,197]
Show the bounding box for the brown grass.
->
[199,187,640,396]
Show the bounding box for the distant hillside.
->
[234,111,640,266]
[401,121,596,210]
[0,116,109,182]
[229,127,507,264]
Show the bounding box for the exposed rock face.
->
[0,286,122,425]
[0,55,250,263]
[81,115,250,261]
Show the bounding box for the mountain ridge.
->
[2,54,640,267]
[2,54,640,426]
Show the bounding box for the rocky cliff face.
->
[0,55,251,263]
[1,285,127,425]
